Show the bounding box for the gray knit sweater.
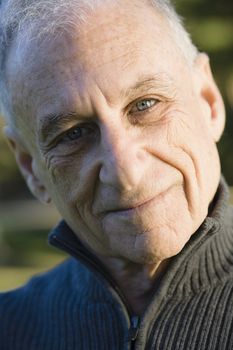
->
[1,179,233,349]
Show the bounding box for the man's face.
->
[6,2,224,264]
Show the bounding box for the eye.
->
[130,98,158,113]
[59,124,93,143]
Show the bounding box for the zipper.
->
[129,315,140,349]
[50,233,141,347]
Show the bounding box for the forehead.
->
[6,1,185,122]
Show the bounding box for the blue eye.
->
[136,99,157,111]
[66,127,82,140]
[130,98,158,114]
[60,125,92,143]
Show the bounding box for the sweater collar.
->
[154,176,232,297]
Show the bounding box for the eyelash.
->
[128,97,159,115]
[54,124,95,147]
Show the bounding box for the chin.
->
[111,227,191,265]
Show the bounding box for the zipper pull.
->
[129,315,140,342]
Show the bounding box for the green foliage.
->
[0,228,66,291]
[0,118,31,199]
[0,132,18,182]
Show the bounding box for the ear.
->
[193,53,225,142]
[3,126,51,204]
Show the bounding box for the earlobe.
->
[3,126,51,204]
[194,53,225,142]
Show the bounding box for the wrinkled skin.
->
[4,0,225,312]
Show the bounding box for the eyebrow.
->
[121,73,174,100]
[38,73,174,144]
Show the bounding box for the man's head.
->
[0,0,225,264]
[0,0,198,126]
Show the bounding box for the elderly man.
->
[0,0,232,349]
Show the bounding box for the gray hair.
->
[0,0,198,126]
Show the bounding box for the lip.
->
[108,196,155,215]
[103,186,172,217]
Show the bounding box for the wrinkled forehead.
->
[4,0,184,125]
[5,0,176,72]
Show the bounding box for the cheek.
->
[144,113,219,214]
[174,114,219,177]
[159,110,217,167]
[43,150,99,210]
[40,153,81,207]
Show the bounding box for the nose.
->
[99,125,146,191]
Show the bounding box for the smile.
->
[105,186,173,218]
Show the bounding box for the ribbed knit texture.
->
[1,178,233,349]
[0,258,129,350]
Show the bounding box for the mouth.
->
[108,196,155,214]
[103,186,173,217]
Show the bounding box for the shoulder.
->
[227,204,233,226]
[0,258,123,349]
[0,256,112,323]
[0,258,94,346]
[0,257,82,303]
[0,259,75,324]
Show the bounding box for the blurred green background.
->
[0,0,233,291]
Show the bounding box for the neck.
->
[98,256,169,315]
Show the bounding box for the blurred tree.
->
[0,118,31,200]
[176,0,233,184]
